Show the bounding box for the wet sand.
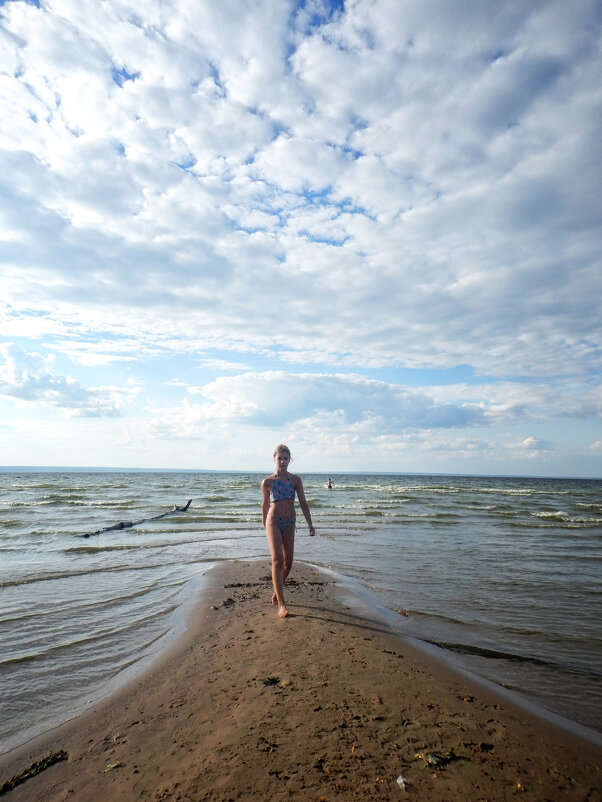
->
[1,560,600,801]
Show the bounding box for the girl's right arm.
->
[261,479,271,528]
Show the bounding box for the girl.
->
[261,444,315,618]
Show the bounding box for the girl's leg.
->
[265,522,288,617]
[281,524,295,581]
[271,525,295,605]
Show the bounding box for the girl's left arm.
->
[296,477,316,536]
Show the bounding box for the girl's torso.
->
[271,474,296,501]
[269,474,296,514]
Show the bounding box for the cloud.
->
[0,0,599,378]
[147,370,485,435]
[516,435,549,450]
[508,435,552,458]
[0,1,600,472]
[0,342,136,416]
[195,357,251,373]
[429,379,602,424]
[138,368,599,473]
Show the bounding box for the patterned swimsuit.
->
[270,476,296,533]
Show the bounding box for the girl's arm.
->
[261,479,271,528]
[295,478,316,536]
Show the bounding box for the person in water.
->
[261,444,315,618]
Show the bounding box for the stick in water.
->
[80,500,192,538]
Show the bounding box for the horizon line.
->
[0,466,599,481]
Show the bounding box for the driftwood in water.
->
[81,499,192,538]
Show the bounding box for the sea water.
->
[1,470,600,753]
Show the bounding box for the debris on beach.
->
[211,597,236,609]
[0,750,68,795]
[102,762,123,772]
[396,773,409,789]
[414,747,460,768]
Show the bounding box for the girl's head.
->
[273,444,291,467]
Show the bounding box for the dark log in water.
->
[80,499,192,538]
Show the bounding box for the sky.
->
[0,0,601,476]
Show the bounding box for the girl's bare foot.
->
[278,604,289,618]
[271,593,277,606]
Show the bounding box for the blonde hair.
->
[273,444,291,459]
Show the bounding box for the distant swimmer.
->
[261,444,315,619]
[326,478,333,489]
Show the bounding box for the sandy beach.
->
[1,560,600,801]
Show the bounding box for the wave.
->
[0,604,180,668]
[65,544,143,554]
[390,606,470,628]
[374,484,570,497]
[532,510,569,521]
[63,533,260,555]
[504,518,601,530]
[0,585,171,626]
[0,562,176,588]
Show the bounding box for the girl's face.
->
[274,450,290,471]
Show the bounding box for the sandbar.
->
[1,560,600,801]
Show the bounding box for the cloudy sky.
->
[1,0,601,476]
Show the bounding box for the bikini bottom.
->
[270,513,296,534]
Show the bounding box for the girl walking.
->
[261,445,315,617]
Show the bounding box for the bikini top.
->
[271,475,296,502]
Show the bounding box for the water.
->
[1,470,600,753]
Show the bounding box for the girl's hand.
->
[309,526,316,537]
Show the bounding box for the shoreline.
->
[0,562,222,763]
[317,562,602,748]
[1,560,600,800]
[0,566,218,759]
[5,558,599,763]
